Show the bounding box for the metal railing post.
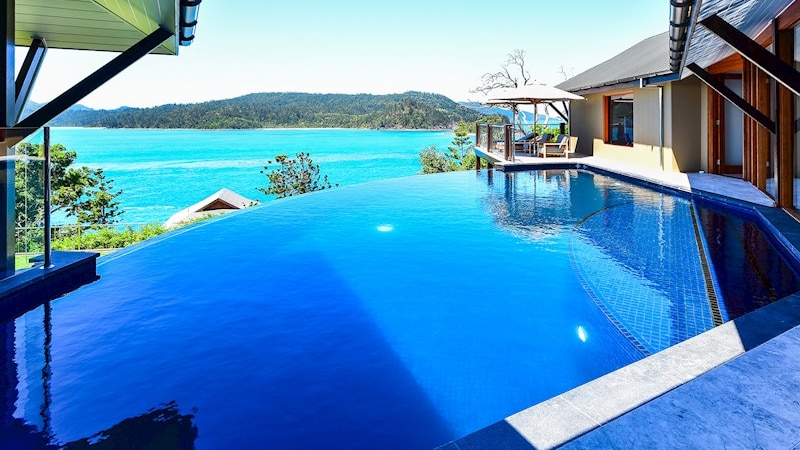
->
[42,126,53,268]
[504,124,512,161]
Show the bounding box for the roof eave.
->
[14,0,201,55]
[566,71,678,95]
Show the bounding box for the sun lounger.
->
[540,136,578,158]
[513,131,539,153]
[515,132,552,154]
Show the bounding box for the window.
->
[607,93,634,146]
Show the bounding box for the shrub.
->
[52,223,166,250]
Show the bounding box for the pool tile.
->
[568,193,726,355]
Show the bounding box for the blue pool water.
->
[2,169,798,449]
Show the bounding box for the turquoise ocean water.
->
[45,127,455,225]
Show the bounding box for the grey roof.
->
[556,32,671,93]
[164,188,257,228]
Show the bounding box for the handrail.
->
[42,127,52,268]
[474,122,570,162]
[16,222,156,253]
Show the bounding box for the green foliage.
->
[418,146,451,174]
[448,123,477,168]
[419,121,478,174]
[74,170,123,225]
[49,92,487,130]
[15,142,123,228]
[15,143,76,229]
[258,152,336,199]
[15,142,124,254]
[170,212,219,228]
[481,114,510,125]
[52,223,166,250]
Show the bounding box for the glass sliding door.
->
[794,25,800,209]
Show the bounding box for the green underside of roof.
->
[15,0,178,54]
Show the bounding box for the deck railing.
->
[8,126,56,271]
[476,124,513,160]
[475,123,570,161]
[15,222,155,254]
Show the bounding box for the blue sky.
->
[19,1,669,109]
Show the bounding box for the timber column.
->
[1,1,15,277]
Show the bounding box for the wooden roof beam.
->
[700,14,800,98]
[687,62,775,134]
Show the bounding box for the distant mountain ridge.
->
[25,92,484,130]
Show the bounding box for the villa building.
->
[556,32,703,174]
[164,188,257,228]
[558,0,800,210]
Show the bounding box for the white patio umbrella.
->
[488,84,585,103]
[486,84,585,161]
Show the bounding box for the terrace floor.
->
[437,150,800,449]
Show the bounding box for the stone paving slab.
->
[562,322,800,449]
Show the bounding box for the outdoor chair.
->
[540,136,578,158]
[513,131,539,154]
[523,132,551,155]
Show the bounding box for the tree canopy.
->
[15,142,123,228]
[419,121,478,174]
[258,153,336,199]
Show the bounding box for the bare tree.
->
[472,49,535,95]
[557,65,575,81]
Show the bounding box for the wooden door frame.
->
[708,74,744,175]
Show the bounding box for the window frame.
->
[605,91,634,147]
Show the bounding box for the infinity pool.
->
[2,169,798,449]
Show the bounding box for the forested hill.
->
[44,92,483,129]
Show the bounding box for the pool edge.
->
[436,292,800,450]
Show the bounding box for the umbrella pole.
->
[533,104,538,157]
[567,101,572,154]
[511,104,517,162]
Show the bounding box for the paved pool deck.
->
[437,153,800,449]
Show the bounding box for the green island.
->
[41,91,485,130]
